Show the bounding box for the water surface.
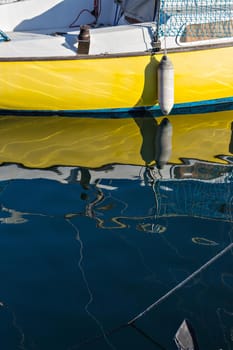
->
[0,112,232,350]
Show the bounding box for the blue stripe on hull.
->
[0,97,233,118]
[169,97,233,116]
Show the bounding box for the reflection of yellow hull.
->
[0,110,232,168]
[1,45,233,114]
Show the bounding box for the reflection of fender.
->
[229,121,233,154]
[155,118,173,169]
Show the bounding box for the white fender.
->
[157,55,174,116]
[156,117,173,169]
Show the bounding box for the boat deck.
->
[0,23,155,59]
[0,31,77,58]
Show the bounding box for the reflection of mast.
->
[79,167,91,190]
[85,187,105,219]
[77,168,106,219]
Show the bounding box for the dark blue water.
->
[0,115,232,350]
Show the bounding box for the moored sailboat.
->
[0,0,232,116]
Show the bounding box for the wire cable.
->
[128,242,233,325]
[73,242,233,348]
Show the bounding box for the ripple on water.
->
[192,237,219,246]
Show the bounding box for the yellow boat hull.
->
[0,45,233,114]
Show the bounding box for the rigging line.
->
[158,169,163,179]
[69,9,93,28]
[161,0,167,56]
[70,189,233,348]
[152,177,161,219]
[130,323,167,350]
[74,324,128,349]
[128,242,233,325]
[0,302,26,350]
[74,321,166,350]
[113,2,122,25]
[66,219,116,350]
[69,0,101,28]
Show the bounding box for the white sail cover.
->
[119,0,156,22]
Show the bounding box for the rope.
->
[73,241,233,348]
[69,0,101,28]
[128,242,233,325]
[130,323,167,350]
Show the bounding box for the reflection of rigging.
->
[144,159,233,223]
[68,117,173,230]
[1,158,233,226]
[1,111,233,227]
[67,167,156,230]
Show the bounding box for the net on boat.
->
[158,0,233,41]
